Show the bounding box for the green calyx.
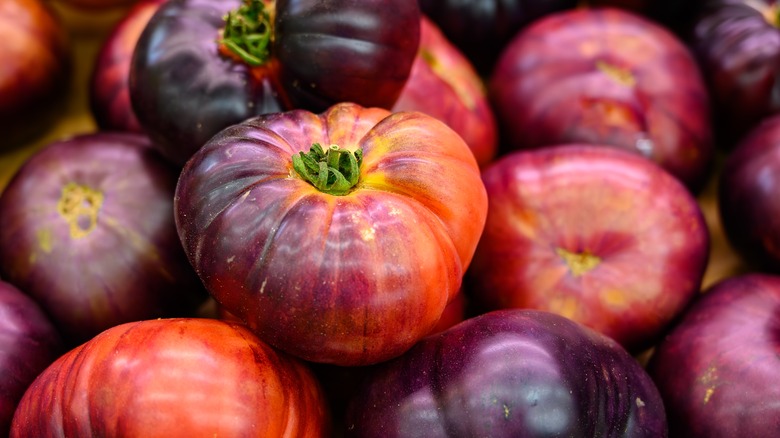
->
[219,0,273,66]
[292,143,363,195]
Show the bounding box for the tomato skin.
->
[10,318,331,437]
[174,102,488,366]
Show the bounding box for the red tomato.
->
[174,102,488,366]
[10,318,331,437]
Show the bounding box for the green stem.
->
[219,0,273,66]
[292,143,363,195]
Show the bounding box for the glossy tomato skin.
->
[175,102,487,366]
[490,7,714,192]
[0,0,70,149]
[130,0,420,167]
[10,318,330,437]
[0,133,206,346]
[345,309,667,437]
[0,281,62,437]
[90,0,166,133]
[392,17,498,168]
[647,274,780,437]
[691,0,780,147]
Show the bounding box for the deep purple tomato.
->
[90,0,167,133]
[418,0,578,74]
[0,280,62,437]
[345,309,667,437]
[174,102,488,366]
[718,113,780,271]
[490,7,714,192]
[130,0,421,166]
[0,132,206,346]
[690,0,780,148]
[648,273,780,437]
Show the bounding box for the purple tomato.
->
[648,273,780,437]
[345,309,667,437]
[0,132,206,345]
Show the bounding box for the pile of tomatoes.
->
[2,0,780,436]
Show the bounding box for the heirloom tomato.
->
[130,0,421,166]
[0,133,206,346]
[11,318,330,437]
[345,309,667,437]
[174,102,488,366]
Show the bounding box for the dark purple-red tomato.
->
[0,133,206,346]
[129,0,421,166]
[690,0,780,147]
[418,0,578,74]
[718,114,780,271]
[648,273,780,437]
[0,280,62,437]
[90,0,166,133]
[490,7,714,192]
[345,309,667,437]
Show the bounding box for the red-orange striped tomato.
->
[174,102,488,366]
[11,318,330,437]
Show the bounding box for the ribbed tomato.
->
[174,102,488,366]
[11,318,330,437]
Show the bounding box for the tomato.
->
[174,102,488,366]
[345,309,667,437]
[130,0,421,166]
[0,133,206,346]
[11,318,330,437]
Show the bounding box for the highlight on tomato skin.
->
[9,318,331,438]
[174,102,488,367]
